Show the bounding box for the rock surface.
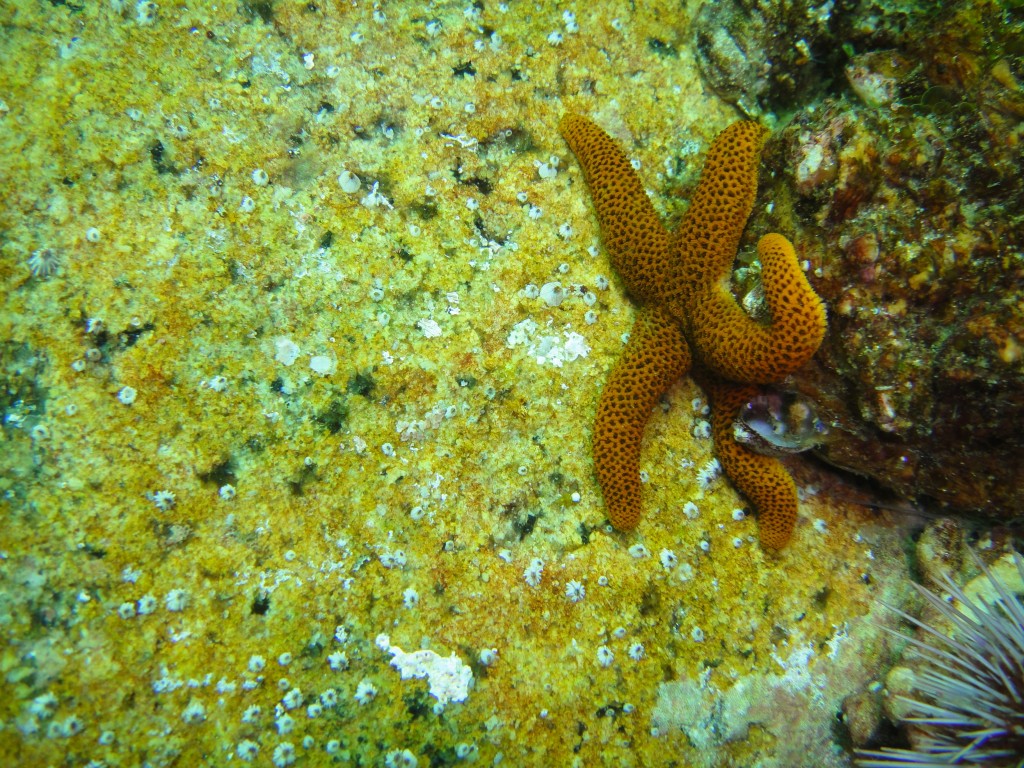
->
[739,1,1024,518]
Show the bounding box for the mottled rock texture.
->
[692,0,926,117]
[737,1,1024,518]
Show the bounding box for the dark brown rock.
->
[740,2,1024,519]
[842,689,886,748]
[692,0,922,117]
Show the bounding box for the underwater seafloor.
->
[1,1,1021,767]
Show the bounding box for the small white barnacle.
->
[523,557,544,587]
[327,651,348,671]
[628,543,649,559]
[275,713,295,734]
[181,698,206,724]
[696,458,722,489]
[237,739,259,761]
[137,594,157,614]
[61,715,84,737]
[385,749,420,768]
[379,549,406,569]
[165,588,189,612]
[272,741,296,767]
[692,419,712,439]
[337,169,361,194]
[455,742,479,760]
[281,688,303,710]
[539,282,564,307]
[135,0,158,26]
[353,679,377,705]
[28,247,61,278]
[564,580,585,603]
[150,489,175,510]
[29,692,58,719]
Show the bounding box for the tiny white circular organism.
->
[539,282,564,307]
[337,170,361,194]
[309,355,335,376]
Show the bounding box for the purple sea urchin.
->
[857,550,1024,767]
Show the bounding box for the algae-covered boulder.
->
[740,1,1024,518]
[692,0,925,117]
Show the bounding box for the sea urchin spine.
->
[857,550,1024,767]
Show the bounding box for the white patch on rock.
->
[274,337,300,366]
[376,634,472,710]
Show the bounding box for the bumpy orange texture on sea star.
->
[592,306,690,530]
[559,114,674,306]
[694,374,801,551]
[561,114,826,549]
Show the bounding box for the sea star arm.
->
[691,232,827,384]
[694,372,799,550]
[560,114,673,305]
[594,306,691,530]
[672,121,770,291]
[667,120,826,385]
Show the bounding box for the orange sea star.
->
[561,114,827,550]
